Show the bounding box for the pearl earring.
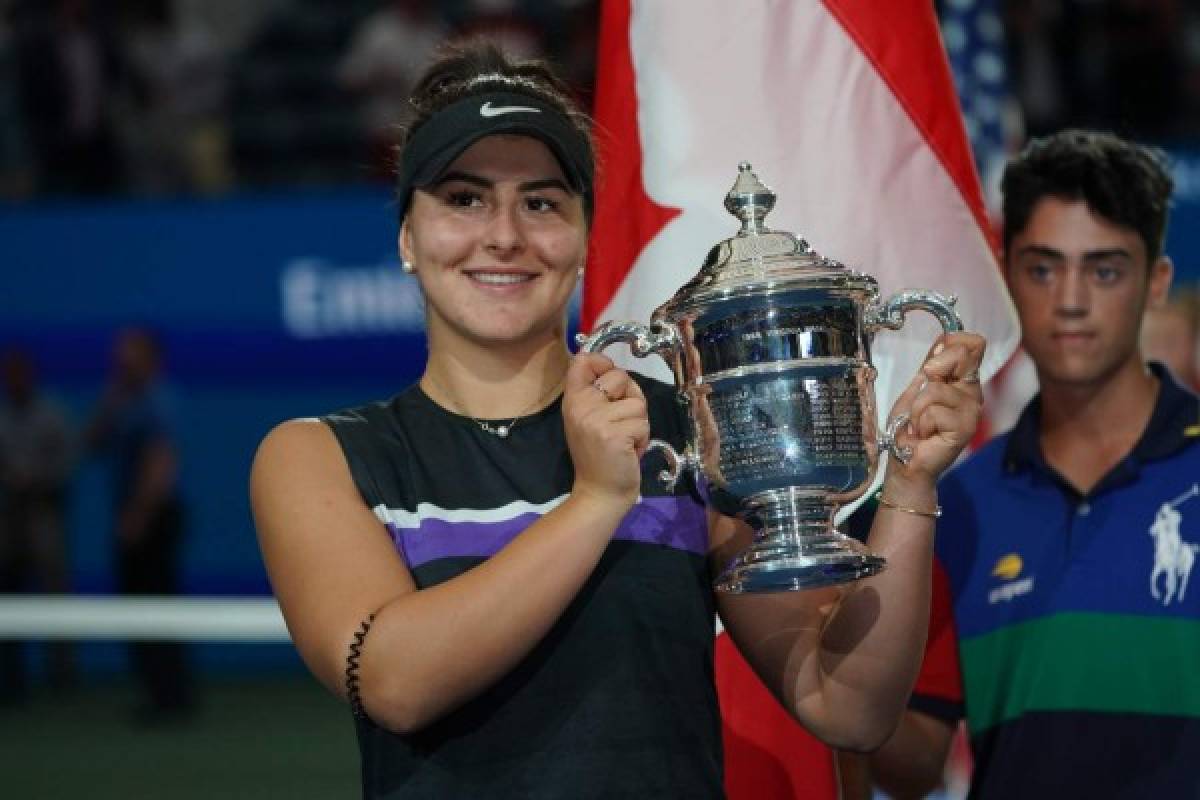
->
[402,260,415,274]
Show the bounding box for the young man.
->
[869,130,1199,798]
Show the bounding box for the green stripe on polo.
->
[960,612,1200,735]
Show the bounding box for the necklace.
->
[424,372,566,439]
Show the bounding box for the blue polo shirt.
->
[932,364,1200,798]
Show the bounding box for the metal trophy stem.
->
[715,495,884,592]
[578,163,961,592]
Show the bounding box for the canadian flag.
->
[583,1,1020,797]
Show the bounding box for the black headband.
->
[395,90,594,224]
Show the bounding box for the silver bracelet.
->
[876,491,942,519]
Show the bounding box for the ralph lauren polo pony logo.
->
[1149,484,1200,606]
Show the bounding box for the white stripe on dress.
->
[372,495,571,530]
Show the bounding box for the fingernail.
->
[918,379,928,394]
[907,422,915,437]
[932,342,945,356]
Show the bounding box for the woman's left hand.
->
[885,331,986,484]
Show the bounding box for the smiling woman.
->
[401,134,587,350]
[248,37,986,800]
[250,42,718,799]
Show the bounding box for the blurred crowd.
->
[0,0,598,199]
[1,330,193,723]
[1003,0,1200,141]
[4,1,1200,202]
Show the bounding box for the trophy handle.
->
[645,438,694,491]
[575,319,684,359]
[878,412,913,465]
[575,321,692,491]
[865,289,963,334]
[867,290,960,466]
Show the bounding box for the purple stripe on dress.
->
[386,496,708,569]
[612,495,708,554]
[384,522,413,566]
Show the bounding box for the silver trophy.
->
[578,163,962,592]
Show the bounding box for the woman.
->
[251,41,986,798]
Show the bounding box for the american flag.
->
[939,0,1012,212]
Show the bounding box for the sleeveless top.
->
[322,374,723,799]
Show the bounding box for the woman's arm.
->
[868,710,956,798]
[251,354,647,734]
[713,332,984,751]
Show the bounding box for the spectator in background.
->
[1004,0,1068,137]
[86,328,193,724]
[0,3,35,199]
[15,0,125,194]
[870,130,1199,798]
[1105,0,1185,140]
[1142,287,1200,389]
[452,0,544,62]
[121,0,233,194]
[338,0,445,180]
[0,349,75,705]
[1002,0,1189,141]
[544,0,599,106]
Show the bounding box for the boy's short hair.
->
[1002,130,1174,264]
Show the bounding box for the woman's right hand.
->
[562,353,650,509]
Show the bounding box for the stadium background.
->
[4,0,1200,797]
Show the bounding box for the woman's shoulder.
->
[253,386,423,479]
[254,386,425,514]
[323,386,418,426]
[320,385,428,443]
[321,399,391,437]
[250,417,349,503]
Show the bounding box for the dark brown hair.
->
[1002,130,1174,264]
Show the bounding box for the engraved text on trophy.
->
[708,374,866,492]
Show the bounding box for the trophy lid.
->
[656,163,876,316]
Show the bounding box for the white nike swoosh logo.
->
[479,101,541,118]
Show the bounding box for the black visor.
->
[395,91,594,224]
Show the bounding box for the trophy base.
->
[714,495,887,592]
[715,531,885,592]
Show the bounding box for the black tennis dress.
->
[323,374,723,799]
